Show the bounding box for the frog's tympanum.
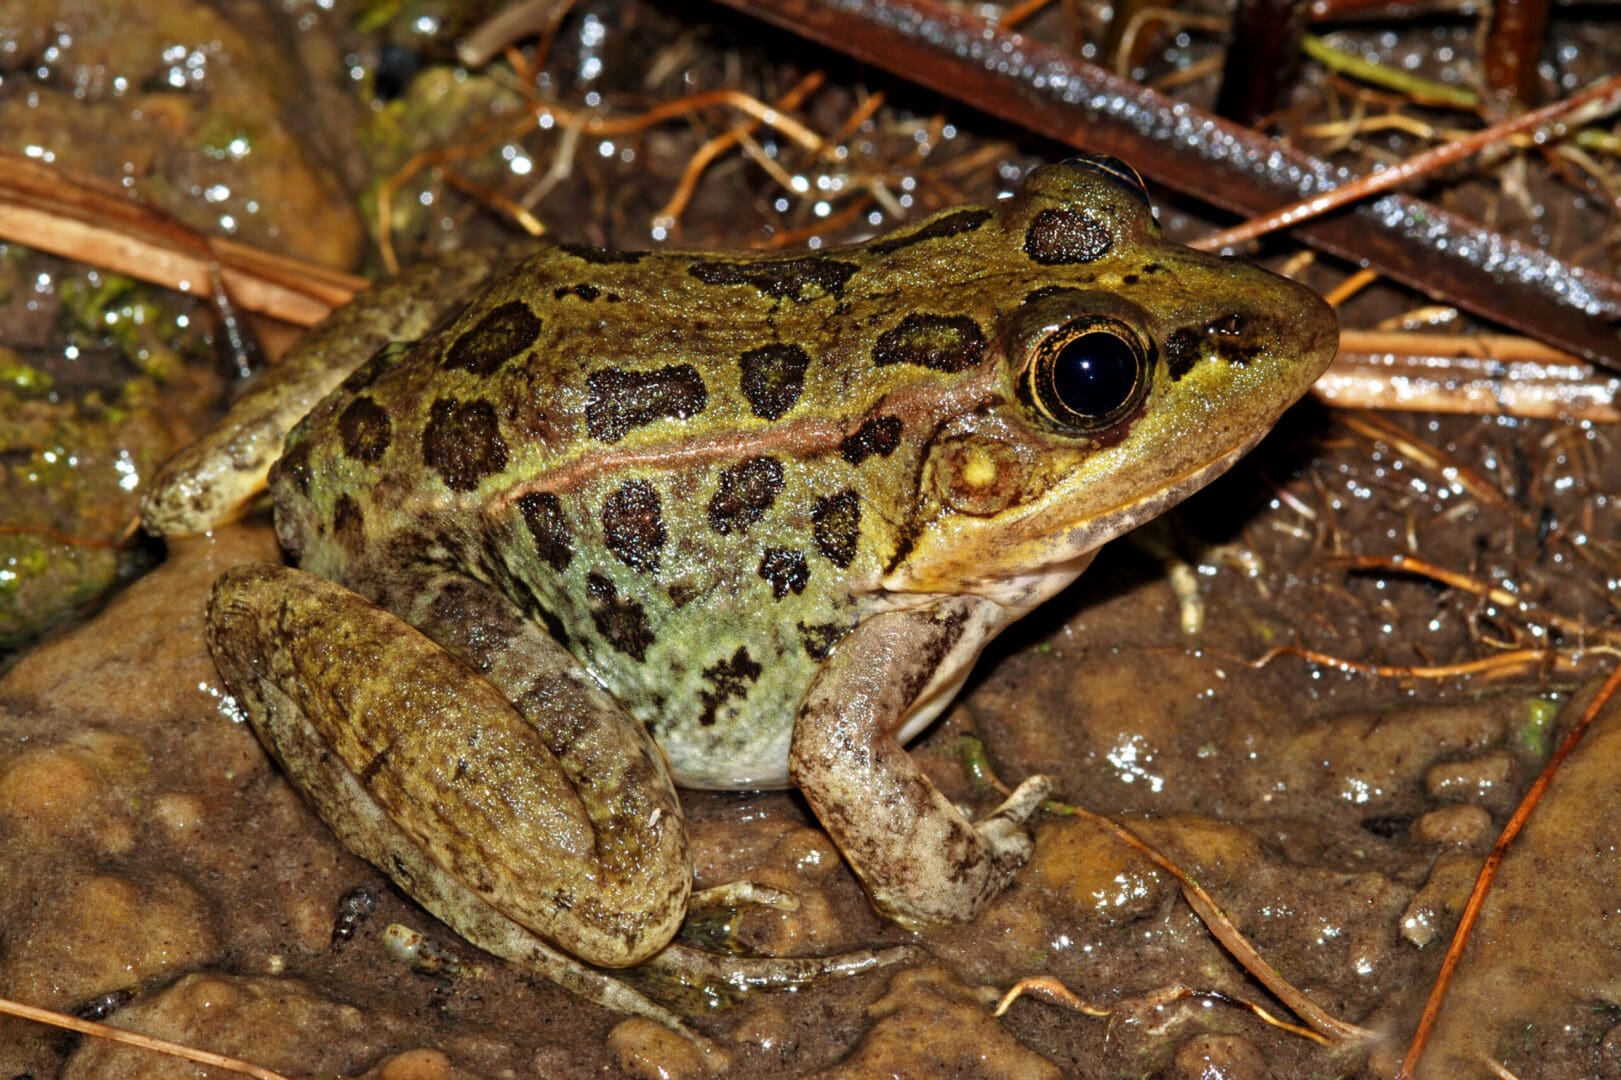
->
[145,156,1337,1029]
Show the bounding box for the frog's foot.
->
[973,773,1055,876]
[679,881,799,954]
[633,941,919,1011]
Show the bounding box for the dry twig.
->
[1396,662,1621,1078]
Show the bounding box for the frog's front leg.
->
[789,597,1052,929]
[206,562,691,978]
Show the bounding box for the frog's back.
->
[271,221,1024,786]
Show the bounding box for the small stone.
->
[1,872,219,1010]
[0,732,145,854]
[813,965,1063,1079]
[362,1047,474,1080]
[151,792,207,843]
[607,1017,715,1079]
[1399,851,1481,948]
[1411,804,1492,846]
[1171,1033,1268,1080]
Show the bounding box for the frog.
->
[143,155,1337,1033]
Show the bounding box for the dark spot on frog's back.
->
[553,283,600,301]
[697,646,762,727]
[707,457,784,535]
[337,345,398,395]
[337,395,392,463]
[868,208,993,256]
[812,489,861,568]
[738,344,810,420]
[422,397,508,492]
[276,436,314,497]
[601,480,666,573]
[798,620,848,660]
[586,572,654,661]
[332,493,364,548]
[840,415,902,465]
[688,256,859,303]
[758,548,809,599]
[872,313,986,373]
[1024,208,1112,265]
[444,300,542,376]
[518,491,573,571]
[586,364,707,443]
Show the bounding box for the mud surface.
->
[2,2,1620,1077]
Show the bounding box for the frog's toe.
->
[973,773,1055,874]
[634,941,919,1011]
[689,880,799,914]
[986,773,1055,824]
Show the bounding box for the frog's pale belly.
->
[500,527,867,789]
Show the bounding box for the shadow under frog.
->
[143,155,1337,1048]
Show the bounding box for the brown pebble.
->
[608,1017,717,1079]
[1411,804,1492,846]
[151,792,207,842]
[2,873,219,1010]
[1171,1033,1268,1080]
[1399,851,1480,948]
[0,732,145,854]
[364,1047,462,1080]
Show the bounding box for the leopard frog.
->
[144,155,1337,1017]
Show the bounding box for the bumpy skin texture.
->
[158,157,1338,976]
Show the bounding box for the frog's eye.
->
[1026,317,1151,433]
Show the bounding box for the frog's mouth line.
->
[1053,425,1268,557]
[884,424,1271,607]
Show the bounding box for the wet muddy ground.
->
[2,2,1619,1077]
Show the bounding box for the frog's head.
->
[883,155,1338,601]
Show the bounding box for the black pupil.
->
[1051,331,1139,422]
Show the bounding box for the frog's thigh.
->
[142,248,526,537]
[789,597,1051,929]
[207,562,688,968]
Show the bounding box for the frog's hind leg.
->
[206,561,702,1038]
[142,249,527,537]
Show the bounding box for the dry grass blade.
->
[0,995,293,1080]
[1193,73,1621,251]
[0,152,364,327]
[1332,552,1621,647]
[993,975,1111,1018]
[1239,643,1602,680]
[1056,803,1376,1045]
[1338,411,1520,515]
[655,71,827,229]
[1396,660,1621,1079]
[959,737,1373,1045]
[1320,331,1621,422]
[996,977,1333,1044]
